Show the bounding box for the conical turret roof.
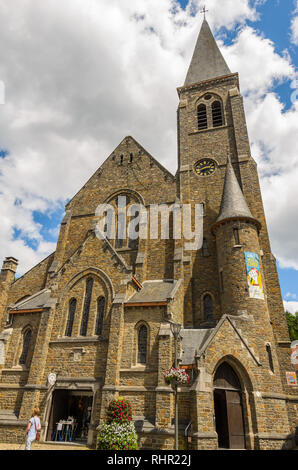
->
[213,156,261,230]
[184,19,231,86]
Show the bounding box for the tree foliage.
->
[285,311,298,341]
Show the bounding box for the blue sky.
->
[0,0,297,312]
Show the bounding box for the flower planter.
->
[164,367,190,386]
[97,398,138,450]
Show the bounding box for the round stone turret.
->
[212,157,265,316]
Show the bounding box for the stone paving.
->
[0,441,90,450]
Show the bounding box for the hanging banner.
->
[244,252,264,300]
[286,372,297,386]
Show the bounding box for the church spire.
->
[184,19,231,86]
[213,156,261,230]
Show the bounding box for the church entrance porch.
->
[46,390,93,444]
[213,363,246,450]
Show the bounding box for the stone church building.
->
[0,19,297,450]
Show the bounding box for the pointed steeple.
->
[184,19,231,86]
[213,156,261,230]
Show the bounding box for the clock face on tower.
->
[195,159,216,177]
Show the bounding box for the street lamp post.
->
[170,321,182,450]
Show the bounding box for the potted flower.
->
[97,397,138,450]
[164,367,190,386]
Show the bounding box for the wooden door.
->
[214,389,229,449]
[226,390,245,449]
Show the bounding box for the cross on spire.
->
[200,5,208,19]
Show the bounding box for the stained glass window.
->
[266,344,274,373]
[65,298,77,336]
[19,329,32,365]
[129,210,139,249]
[80,278,94,336]
[138,325,148,364]
[203,294,214,322]
[202,238,209,256]
[95,297,105,335]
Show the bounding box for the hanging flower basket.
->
[164,367,190,386]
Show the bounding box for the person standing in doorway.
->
[24,407,41,450]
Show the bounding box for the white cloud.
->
[286,292,297,299]
[283,301,298,314]
[290,1,298,45]
[291,16,298,45]
[221,27,298,270]
[0,0,297,277]
[243,92,298,269]
[222,27,294,97]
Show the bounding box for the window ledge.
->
[50,336,101,344]
[120,366,152,373]
[189,124,229,136]
[1,366,28,373]
[116,247,138,253]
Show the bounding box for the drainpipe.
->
[185,420,192,449]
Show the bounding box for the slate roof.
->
[179,315,262,367]
[184,19,231,86]
[180,328,213,365]
[11,289,53,311]
[214,156,260,227]
[126,280,178,304]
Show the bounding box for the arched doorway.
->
[213,362,246,449]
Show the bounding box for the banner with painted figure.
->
[244,252,264,300]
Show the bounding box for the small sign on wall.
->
[286,371,297,386]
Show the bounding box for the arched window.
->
[95,297,105,335]
[203,294,214,322]
[233,228,240,245]
[19,329,32,366]
[137,324,148,364]
[128,209,139,249]
[80,278,94,336]
[202,238,209,257]
[266,344,274,373]
[65,298,77,336]
[197,104,207,130]
[212,101,223,127]
[110,195,140,250]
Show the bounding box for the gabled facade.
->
[0,19,297,450]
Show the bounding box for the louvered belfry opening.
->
[197,103,208,129]
[212,100,223,127]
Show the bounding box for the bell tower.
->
[176,18,289,349]
[177,18,251,327]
